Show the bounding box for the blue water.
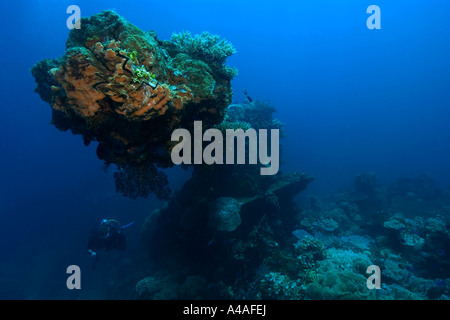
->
[0,0,449,299]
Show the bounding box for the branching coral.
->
[171,31,236,63]
[170,31,238,79]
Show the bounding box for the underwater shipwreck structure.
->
[32,11,315,299]
[33,10,450,300]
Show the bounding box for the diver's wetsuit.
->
[87,221,127,254]
[87,220,127,270]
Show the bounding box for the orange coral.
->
[53,54,105,118]
[110,131,130,145]
[32,10,236,200]
[49,37,228,127]
[127,84,171,119]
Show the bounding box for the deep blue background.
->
[0,0,449,298]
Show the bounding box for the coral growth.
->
[306,270,376,300]
[218,100,285,136]
[123,171,450,300]
[113,163,170,200]
[170,31,238,79]
[32,10,236,199]
[208,197,242,232]
[32,10,450,302]
[127,97,315,300]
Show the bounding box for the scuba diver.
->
[87,219,134,269]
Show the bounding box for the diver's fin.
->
[121,221,135,229]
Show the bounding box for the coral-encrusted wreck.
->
[133,99,314,299]
[32,10,236,199]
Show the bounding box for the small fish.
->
[243,89,253,102]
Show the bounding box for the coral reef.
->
[208,197,242,232]
[306,270,376,300]
[124,97,316,300]
[133,168,314,299]
[123,171,450,300]
[259,272,303,299]
[31,10,450,302]
[135,273,208,300]
[218,100,285,136]
[295,172,450,300]
[113,163,170,200]
[31,10,236,199]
